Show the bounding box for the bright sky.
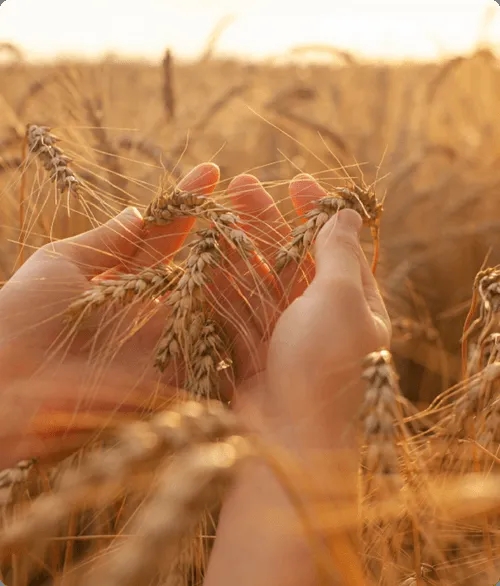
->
[0,0,499,61]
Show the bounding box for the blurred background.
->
[1,0,499,61]
[1,0,500,402]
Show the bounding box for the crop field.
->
[0,43,500,585]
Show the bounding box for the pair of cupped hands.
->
[0,163,390,466]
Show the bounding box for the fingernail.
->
[293,173,314,182]
[292,174,316,196]
[337,208,362,233]
[121,206,143,220]
[183,163,219,193]
[192,163,218,181]
[229,174,259,194]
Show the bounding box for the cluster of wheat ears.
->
[0,125,499,586]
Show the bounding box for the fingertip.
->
[228,174,273,217]
[289,174,326,196]
[289,174,328,217]
[103,207,144,239]
[227,174,261,193]
[315,210,362,254]
[290,172,314,184]
[337,208,362,233]
[179,162,220,194]
[129,206,144,220]
[116,206,143,224]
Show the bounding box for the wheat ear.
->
[0,401,240,558]
[65,264,182,322]
[26,124,82,196]
[147,188,255,397]
[275,184,382,274]
[88,436,252,586]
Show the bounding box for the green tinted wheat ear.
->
[26,124,82,196]
[275,184,383,274]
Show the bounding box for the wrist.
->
[235,370,364,453]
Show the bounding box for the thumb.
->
[312,208,364,295]
[310,208,391,342]
[43,207,145,278]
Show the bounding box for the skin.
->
[0,163,391,584]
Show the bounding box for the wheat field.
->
[0,43,500,585]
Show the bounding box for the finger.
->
[313,200,390,334]
[132,163,220,268]
[359,246,392,336]
[292,177,390,332]
[42,206,145,279]
[289,172,328,218]
[313,208,363,291]
[225,174,285,328]
[227,174,290,262]
[298,209,388,374]
[279,174,323,300]
[213,246,279,339]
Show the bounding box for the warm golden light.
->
[0,0,499,61]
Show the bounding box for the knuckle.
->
[37,241,58,259]
[335,231,362,261]
[331,276,364,302]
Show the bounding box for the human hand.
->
[0,163,220,463]
[203,175,391,586]
[0,165,390,465]
[218,174,391,449]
